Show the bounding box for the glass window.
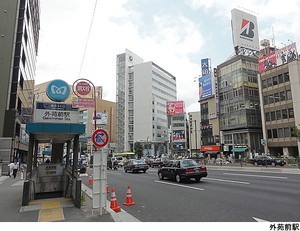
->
[271,111,276,121]
[284,72,290,82]
[263,95,268,105]
[262,80,267,89]
[278,74,283,84]
[274,93,280,103]
[282,109,288,119]
[286,90,292,100]
[276,110,281,120]
[273,76,278,85]
[268,94,274,104]
[284,127,290,137]
[267,78,272,87]
[288,108,294,118]
[272,129,278,138]
[266,112,270,122]
[267,130,272,139]
[280,91,286,101]
[278,128,284,138]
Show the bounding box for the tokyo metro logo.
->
[240,19,255,39]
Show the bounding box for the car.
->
[124,159,149,173]
[157,159,208,183]
[150,157,169,168]
[143,157,154,166]
[250,155,286,167]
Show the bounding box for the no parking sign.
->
[92,129,109,148]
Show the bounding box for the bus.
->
[113,152,136,161]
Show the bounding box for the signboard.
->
[93,112,108,125]
[34,102,79,123]
[258,43,298,73]
[75,81,91,96]
[92,129,109,148]
[201,58,210,76]
[172,130,185,142]
[201,146,220,151]
[72,97,95,108]
[166,101,184,115]
[231,8,259,51]
[199,74,213,101]
[46,80,70,102]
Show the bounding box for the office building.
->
[116,49,177,156]
[0,0,40,173]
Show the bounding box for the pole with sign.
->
[92,129,109,216]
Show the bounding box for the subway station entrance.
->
[22,122,85,208]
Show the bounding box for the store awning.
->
[232,148,247,152]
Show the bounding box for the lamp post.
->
[194,120,197,157]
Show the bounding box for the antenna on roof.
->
[272,26,275,48]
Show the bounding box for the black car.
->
[250,155,286,167]
[124,160,149,173]
[150,157,169,168]
[157,159,208,183]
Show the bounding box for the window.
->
[286,90,292,100]
[278,74,283,84]
[284,72,290,82]
[278,128,284,138]
[282,109,288,119]
[265,112,270,122]
[267,130,272,139]
[268,94,274,104]
[276,110,281,120]
[271,111,276,121]
[284,127,290,137]
[288,108,294,118]
[274,93,280,103]
[272,129,278,138]
[273,76,278,85]
[262,80,267,89]
[267,78,272,87]
[280,91,286,101]
[263,96,268,105]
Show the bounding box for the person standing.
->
[8,162,14,177]
[20,162,27,180]
[12,161,18,179]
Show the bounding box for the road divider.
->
[154,180,205,191]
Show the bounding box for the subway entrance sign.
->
[92,129,109,148]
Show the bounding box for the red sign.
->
[92,129,109,148]
[72,98,95,108]
[76,81,91,96]
[201,146,220,151]
[166,101,184,114]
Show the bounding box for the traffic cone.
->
[110,188,121,212]
[232,162,234,165]
[107,184,110,193]
[88,174,93,185]
[123,186,135,206]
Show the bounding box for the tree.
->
[291,126,300,140]
[134,142,144,159]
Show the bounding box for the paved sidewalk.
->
[0,174,114,222]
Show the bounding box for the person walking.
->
[20,162,27,180]
[8,162,14,177]
[12,161,18,179]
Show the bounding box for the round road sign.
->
[76,81,91,96]
[92,129,109,148]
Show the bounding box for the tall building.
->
[0,0,40,172]
[217,55,264,159]
[258,42,299,157]
[116,49,177,155]
[188,111,201,155]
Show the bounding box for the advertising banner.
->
[166,101,184,115]
[258,43,298,73]
[201,58,210,76]
[199,74,212,101]
[172,130,185,142]
[231,8,259,51]
[93,112,108,125]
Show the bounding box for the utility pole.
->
[194,120,197,157]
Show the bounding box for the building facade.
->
[116,50,177,156]
[217,55,264,159]
[0,0,40,173]
[188,111,201,156]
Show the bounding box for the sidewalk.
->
[0,173,114,222]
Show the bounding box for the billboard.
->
[167,101,184,115]
[93,112,108,125]
[201,58,210,76]
[231,8,259,51]
[258,43,298,73]
[172,130,185,142]
[199,73,213,101]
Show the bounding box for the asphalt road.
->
[82,166,300,222]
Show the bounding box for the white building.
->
[116,49,177,156]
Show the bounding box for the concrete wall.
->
[0,138,14,175]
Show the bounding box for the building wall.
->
[188,111,201,154]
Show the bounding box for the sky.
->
[36,0,300,113]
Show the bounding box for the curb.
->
[81,183,140,222]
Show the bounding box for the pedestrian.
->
[8,162,14,177]
[12,161,18,178]
[20,162,27,180]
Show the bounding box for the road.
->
[82,166,300,222]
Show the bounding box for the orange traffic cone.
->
[110,188,121,212]
[123,186,135,206]
[107,184,110,193]
[88,174,93,185]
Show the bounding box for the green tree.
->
[134,142,144,159]
[291,126,300,140]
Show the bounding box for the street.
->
[82,165,300,222]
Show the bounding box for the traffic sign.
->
[76,81,91,96]
[92,129,109,148]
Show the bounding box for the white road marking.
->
[205,177,250,185]
[223,173,288,179]
[253,217,270,222]
[154,180,205,191]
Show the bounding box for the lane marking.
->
[223,173,288,179]
[154,180,205,191]
[205,177,250,185]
